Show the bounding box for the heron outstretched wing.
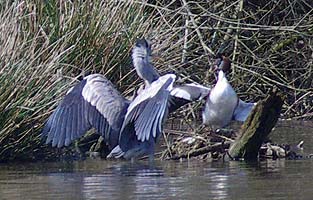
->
[132,39,211,113]
[170,83,211,101]
[120,74,176,143]
[168,83,211,113]
[41,74,128,148]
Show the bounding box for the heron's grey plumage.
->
[132,38,211,113]
[132,39,160,85]
[108,38,212,159]
[42,74,128,149]
[43,38,211,160]
[170,83,211,101]
[123,74,174,142]
[42,72,176,160]
[108,74,176,159]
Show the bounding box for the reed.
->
[0,0,162,161]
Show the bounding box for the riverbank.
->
[0,1,312,161]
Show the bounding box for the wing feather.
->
[62,109,71,146]
[156,95,168,137]
[70,104,79,141]
[139,95,164,141]
[52,108,65,147]
[169,83,211,113]
[42,74,128,148]
[46,107,61,145]
[170,83,211,101]
[121,74,175,143]
[141,102,157,140]
[57,108,68,148]
[65,107,73,146]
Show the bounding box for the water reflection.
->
[208,174,228,199]
[82,162,166,200]
[0,159,313,200]
[0,121,312,199]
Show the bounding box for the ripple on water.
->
[0,121,312,200]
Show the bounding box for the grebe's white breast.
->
[202,71,238,128]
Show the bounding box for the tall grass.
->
[0,0,166,161]
[0,0,312,161]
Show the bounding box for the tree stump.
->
[228,89,284,160]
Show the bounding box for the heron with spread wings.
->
[42,39,210,160]
[107,39,211,159]
[130,38,211,112]
[42,72,176,160]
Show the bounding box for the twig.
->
[181,0,215,56]
[168,142,231,160]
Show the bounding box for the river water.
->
[0,121,312,200]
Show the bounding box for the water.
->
[0,121,312,200]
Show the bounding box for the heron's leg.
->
[148,154,155,163]
[148,141,155,163]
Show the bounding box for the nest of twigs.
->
[160,128,236,161]
[160,125,304,161]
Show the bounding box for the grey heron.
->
[42,73,176,160]
[108,74,176,159]
[130,38,211,112]
[42,38,211,160]
[42,39,186,160]
[41,74,128,149]
[202,55,256,128]
[107,39,212,159]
